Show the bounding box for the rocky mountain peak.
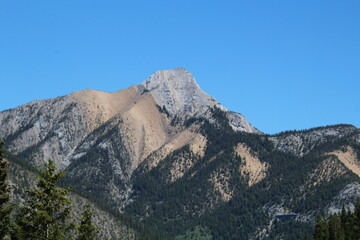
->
[142,68,199,93]
[141,68,225,117]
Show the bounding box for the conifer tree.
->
[354,198,360,240]
[310,199,360,240]
[340,206,347,230]
[77,203,98,240]
[15,159,75,240]
[340,207,353,240]
[328,214,344,240]
[0,141,13,240]
[313,215,328,240]
[343,211,355,240]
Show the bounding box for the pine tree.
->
[344,212,356,240]
[15,159,75,240]
[0,141,13,240]
[313,215,328,240]
[311,198,360,240]
[77,203,98,240]
[328,214,344,240]
[354,198,360,240]
[340,206,347,230]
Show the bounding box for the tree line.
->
[0,141,98,240]
[305,199,360,240]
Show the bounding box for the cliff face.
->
[141,68,220,117]
[1,69,359,240]
[0,68,257,168]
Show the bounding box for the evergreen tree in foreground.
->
[0,141,13,240]
[313,215,328,240]
[311,198,360,240]
[15,159,75,240]
[77,203,98,240]
[327,214,343,240]
[354,198,360,240]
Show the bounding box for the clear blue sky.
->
[1,0,359,134]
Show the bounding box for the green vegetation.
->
[310,198,360,240]
[0,144,102,240]
[2,108,360,239]
[61,123,166,240]
[0,141,13,240]
[14,159,75,240]
[175,226,213,240]
[77,204,98,240]
[124,109,360,239]
[268,220,313,240]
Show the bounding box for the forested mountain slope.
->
[1,68,359,239]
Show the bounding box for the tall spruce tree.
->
[77,203,98,240]
[313,215,328,240]
[15,159,75,240]
[328,214,344,240]
[0,141,13,240]
[340,207,353,240]
[354,198,360,240]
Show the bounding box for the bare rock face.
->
[0,96,89,169]
[142,68,259,133]
[0,68,260,209]
[141,68,223,117]
[0,68,259,170]
[227,111,260,134]
[2,68,360,240]
[270,125,358,156]
[326,182,360,214]
[0,85,143,170]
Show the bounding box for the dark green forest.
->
[123,109,360,239]
[309,199,360,240]
[1,108,360,239]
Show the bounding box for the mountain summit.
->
[141,68,224,117]
[1,69,360,240]
[142,68,259,133]
[0,68,258,170]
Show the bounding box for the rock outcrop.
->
[1,68,359,240]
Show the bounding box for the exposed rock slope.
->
[270,124,358,156]
[0,68,258,170]
[141,68,223,117]
[141,68,259,133]
[1,68,360,240]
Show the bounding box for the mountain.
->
[1,68,360,239]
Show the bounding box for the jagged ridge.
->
[1,69,359,240]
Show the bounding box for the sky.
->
[1,0,359,134]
